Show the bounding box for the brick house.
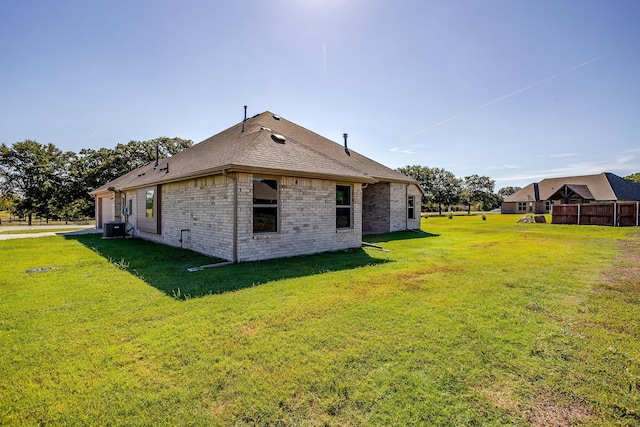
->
[501,172,640,214]
[91,112,423,262]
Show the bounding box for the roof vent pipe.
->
[242,105,247,133]
[154,145,159,168]
[343,133,350,156]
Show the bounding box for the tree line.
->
[398,166,640,215]
[3,140,638,225]
[397,165,520,214]
[0,138,192,225]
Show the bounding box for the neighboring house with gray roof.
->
[501,172,640,215]
[91,111,423,262]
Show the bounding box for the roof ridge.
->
[248,113,375,179]
[286,134,373,179]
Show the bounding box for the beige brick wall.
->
[236,175,362,262]
[126,173,363,262]
[407,184,422,230]
[389,183,422,232]
[125,175,236,261]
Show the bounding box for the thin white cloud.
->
[495,154,639,183]
[389,147,399,152]
[407,57,601,138]
[401,149,415,154]
[549,152,577,158]
[488,164,520,170]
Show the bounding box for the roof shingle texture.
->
[504,172,640,202]
[94,112,418,193]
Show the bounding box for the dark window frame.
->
[253,177,279,234]
[408,196,416,219]
[336,184,352,229]
[136,186,161,234]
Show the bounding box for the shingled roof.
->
[93,111,420,193]
[504,172,640,203]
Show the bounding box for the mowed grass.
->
[0,228,87,235]
[1,215,638,426]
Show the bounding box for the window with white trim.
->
[518,202,527,212]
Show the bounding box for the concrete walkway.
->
[0,225,100,240]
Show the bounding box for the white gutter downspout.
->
[222,170,238,263]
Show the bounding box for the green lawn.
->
[0,228,87,235]
[1,215,638,426]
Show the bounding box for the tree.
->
[497,186,522,198]
[624,172,640,183]
[397,165,432,209]
[398,165,461,214]
[0,140,64,225]
[462,174,496,212]
[431,168,462,214]
[68,137,193,219]
[113,137,193,173]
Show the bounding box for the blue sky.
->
[1,0,639,189]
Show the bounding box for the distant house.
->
[91,111,424,262]
[501,172,640,214]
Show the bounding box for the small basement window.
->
[253,178,278,233]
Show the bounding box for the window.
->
[336,185,352,228]
[136,186,160,234]
[146,190,155,218]
[545,201,551,212]
[518,202,527,212]
[408,196,416,219]
[253,178,278,233]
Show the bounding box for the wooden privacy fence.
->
[551,202,640,226]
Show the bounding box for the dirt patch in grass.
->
[527,393,593,426]
[599,236,640,302]
[478,386,592,426]
[391,265,460,281]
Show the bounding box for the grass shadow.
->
[363,229,439,244]
[66,234,389,299]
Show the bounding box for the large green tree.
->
[497,186,521,198]
[398,165,462,214]
[69,137,193,218]
[0,140,65,225]
[624,172,640,183]
[462,174,496,212]
[0,137,193,223]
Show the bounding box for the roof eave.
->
[106,164,377,192]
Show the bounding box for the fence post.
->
[577,204,580,225]
[637,202,639,227]
[613,202,617,227]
